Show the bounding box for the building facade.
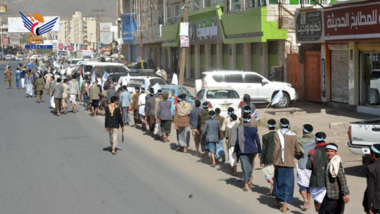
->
[83,17,97,50]
[70,11,83,46]
[120,0,333,84]
[57,20,70,45]
[295,0,380,114]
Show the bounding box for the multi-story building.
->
[120,0,332,86]
[69,11,83,47]
[83,17,97,50]
[57,20,70,45]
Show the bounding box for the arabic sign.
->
[25,45,53,49]
[324,2,380,41]
[189,17,222,44]
[296,10,324,43]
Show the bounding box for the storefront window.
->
[361,53,380,105]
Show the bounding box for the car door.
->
[244,73,270,101]
[224,74,244,96]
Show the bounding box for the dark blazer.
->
[363,159,380,212]
[105,106,123,129]
[325,161,349,200]
[261,131,276,165]
[201,119,220,143]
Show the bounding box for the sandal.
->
[274,203,281,209]
[242,187,249,192]
[279,206,289,213]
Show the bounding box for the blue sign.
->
[25,45,53,49]
[121,13,137,43]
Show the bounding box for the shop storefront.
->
[162,23,179,74]
[324,1,380,114]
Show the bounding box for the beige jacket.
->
[273,131,301,168]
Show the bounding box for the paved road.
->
[0,62,248,214]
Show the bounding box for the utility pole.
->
[117,0,122,61]
[139,0,143,69]
[179,0,190,85]
[92,9,105,52]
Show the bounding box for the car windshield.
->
[150,78,167,86]
[206,90,239,99]
[70,60,80,65]
[162,88,175,97]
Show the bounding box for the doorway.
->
[360,53,380,105]
[304,51,322,102]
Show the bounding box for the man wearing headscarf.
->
[240,94,257,118]
[319,143,350,214]
[273,118,300,213]
[214,108,226,162]
[297,124,316,211]
[138,87,147,132]
[233,114,261,191]
[190,100,202,156]
[174,94,192,153]
[131,86,141,128]
[119,85,131,126]
[197,102,210,155]
[25,69,35,98]
[201,110,220,167]
[145,88,156,136]
[4,66,12,89]
[157,92,172,143]
[261,119,277,196]
[363,144,380,214]
[242,106,259,128]
[105,96,124,155]
[306,132,328,212]
[225,113,239,176]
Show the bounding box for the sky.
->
[0,0,117,22]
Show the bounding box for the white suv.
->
[195,70,298,108]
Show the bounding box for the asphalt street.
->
[0,61,249,214]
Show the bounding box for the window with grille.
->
[174,4,180,17]
[230,0,241,10]
[167,5,172,18]
[215,0,225,6]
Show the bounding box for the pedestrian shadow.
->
[102,146,122,154]
[225,177,244,189]
[344,165,366,177]
[255,184,304,211]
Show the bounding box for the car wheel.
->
[275,93,290,108]
[369,89,379,105]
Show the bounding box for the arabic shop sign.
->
[189,17,222,44]
[296,10,324,43]
[324,2,380,41]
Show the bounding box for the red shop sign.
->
[324,1,380,41]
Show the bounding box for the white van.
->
[195,70,297,108]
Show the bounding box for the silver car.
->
[196,87,242,118]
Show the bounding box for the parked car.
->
[5,54,13,61]
[16,55,25,61]
[73,62,129,81]
[196,87,242,118]
[160,85,196,115]
[347,119,380,164]
[195,70,298,108]
[118,76,167,94]
[29,55,41,61]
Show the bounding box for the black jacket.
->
[260,131,276,165]
[105,106,123,128]
[363,159,380,212]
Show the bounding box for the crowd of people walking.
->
[4,62,380,214]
